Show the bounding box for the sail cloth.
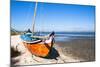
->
[16,0,95,5]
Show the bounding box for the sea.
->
[36,32,95,42]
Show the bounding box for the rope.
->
[20,1,39,33]
[23,3,33,32]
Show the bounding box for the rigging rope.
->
[23,3,33,32]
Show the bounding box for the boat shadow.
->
[43,47,59,60]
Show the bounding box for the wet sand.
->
[56,37,95,61]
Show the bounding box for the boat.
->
[20,1,55,57]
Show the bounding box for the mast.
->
[32,1,38,35]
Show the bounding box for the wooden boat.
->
[21,32,55,57]
[20,1,55,57]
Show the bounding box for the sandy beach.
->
[56,37,95,61]
[11,35,95,66]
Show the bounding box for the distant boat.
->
[20,1,55,57]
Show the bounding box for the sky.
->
[11,0,95,32]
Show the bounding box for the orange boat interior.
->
[23,42,52,57]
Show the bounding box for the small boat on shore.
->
[20,1,55,57]
[21,32,55,57]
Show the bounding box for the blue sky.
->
[11,0,95,32]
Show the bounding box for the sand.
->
[11,35,94,66]
[56,37,95,61]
